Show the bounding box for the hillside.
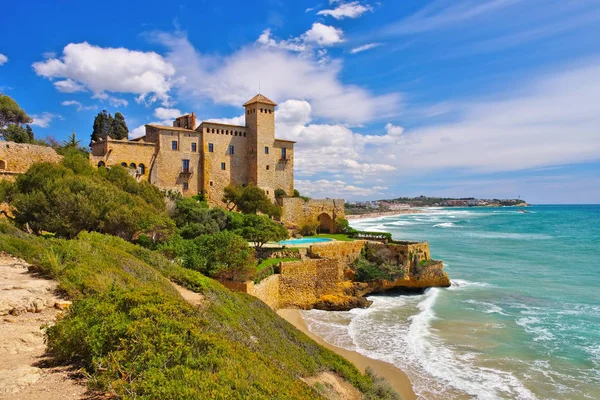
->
[0,222,397,399]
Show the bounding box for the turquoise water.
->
[302,205,600,399]
[278,237,333,245]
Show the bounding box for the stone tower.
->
[244,94,277,193]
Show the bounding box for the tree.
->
[91,110,112,142]
[222,184,281,218]
[293,189,300,197]
[194,231,256,281]
[173,197,228,239]
[111,112,129,140]
[62,130,80,148]
[0,94,31,129]
[0,95,34,143]
[274,188,286,198]
[3,124,34,143]
[234,214,288,249]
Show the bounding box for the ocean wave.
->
[449,279,491,290]
[404,289,538,399]
[464,232,553,240]
[464,299,509,316]
[516,316,556,342]
[433,222,463,228]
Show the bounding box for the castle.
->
[89,94,294,206]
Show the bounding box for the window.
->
[221,162,226,170]
[264,146,269,154]
[183,182,189,190]
[139,163,145,174]
[281,147,287,159]
[97,161,105,168]
[129,163,136,169]
[121,162,127,167]
[210,181,214,187]
[266,165,269,170]
[182,159,190,173]
[260,108,263,113]
[268,109,272,114]
[171,141,178,150]
[243,132,246,137]
[191,143,197,152]
[208,143,214,152]
[266,190,269,195]
[228,145,234,155]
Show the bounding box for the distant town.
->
[346,196,528,214]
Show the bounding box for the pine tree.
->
[91,110,112,142]
[62,130,80,148]
[110,112,129,140]
[25,125,34,142]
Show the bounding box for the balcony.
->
[279,156,291,163]
[179,167,194,176]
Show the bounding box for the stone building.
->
[0,142,63,182]
[89,94,295,206]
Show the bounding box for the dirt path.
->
[0,254,87,399]
[170,281,205,307]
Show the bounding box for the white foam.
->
[464,232,553,240]
[464,299,509,316]
[516,316,556,342]
[449,279,491,290]
[433,222,462,228]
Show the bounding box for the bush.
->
[299,220,319,236]
[335,217,350,233]
[293,189,300,197]
[274,188,286,198]
[354,257,387,282]
[222,184,281,218]
[173,197,228,239]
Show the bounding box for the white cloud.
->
[256,29,307,52]
[157,32,400,125]
[42,51,57,59]
[61,100,97,112]
[205,114,246,126]
[92,92,129,107]
[32,42,176,105]
[54,79,86,93]
[350,43,381,54]
[385,123,404,136]
[30,112,60,128]
[154,107,182,120]
[295,179,386,198]
[382,0,519,35]
[317,1,372,20]
[0,53,7,66]
[303,23,344,46]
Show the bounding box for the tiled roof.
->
[243,94,277,107]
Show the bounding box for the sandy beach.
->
[346,209,424,220]
[277,309,417,400]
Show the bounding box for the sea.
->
[301,205,600,399]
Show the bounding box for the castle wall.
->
[279,197,346,230]
[245,103,278,200]
[149,127,202,194]
[272,139,294,196]
[0,142,62,181]
[199,123,250,207]
[251,274,280,309]
[89,138,155,181]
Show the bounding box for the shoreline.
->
[346,209,424,220]
[277,309,417,400]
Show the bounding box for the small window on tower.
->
[229,145,234,155]
[171,141,178,151]
[221,162,226,170]
[266,165,269,170]
[243,132,247,137]
[264,146,269,154]
[281,147,287,159]
[208,143,214,152]
[210,181,214,186]
[183,182,189,190]
[191,143,197,152]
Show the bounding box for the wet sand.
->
[277,309,417,400]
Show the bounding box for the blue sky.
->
[1,0,599,203]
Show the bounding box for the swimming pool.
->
[278,238,334,245]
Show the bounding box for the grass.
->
[257,257,299,272]
[304,233,355,242]
[0,222,398,399]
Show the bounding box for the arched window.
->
[0,160,6,170]
[138,163,145,175]
[260,108,263,113]
[212,128,215,133]
[121,162,127,167]
[97,161,105,168]
[129,163,137,169]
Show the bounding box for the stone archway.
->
[317,212,334,233]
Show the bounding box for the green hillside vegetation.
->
[0,153,399,399]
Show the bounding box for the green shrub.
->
[334,217,350,233]
[354,257,387,282]
[274,188,286,198]
[233,213,288,249]
[299,220,319,236]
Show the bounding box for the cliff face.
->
[314,261,450,311]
